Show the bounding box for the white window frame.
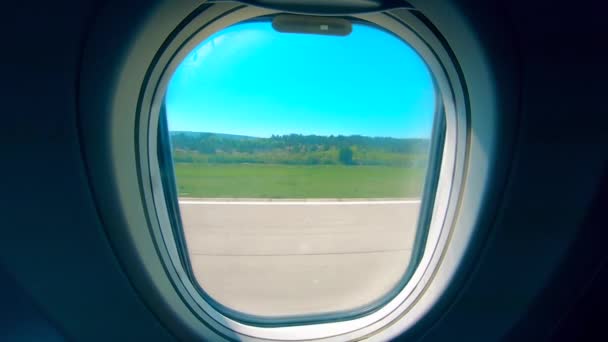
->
[77,0,504,340]
[143,4,466,341]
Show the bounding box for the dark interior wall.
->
[0,1,173,341]
[412,0,608,340]
[504,1,608,340]
[0,267,64,342]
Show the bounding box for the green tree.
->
[338,147,354,165]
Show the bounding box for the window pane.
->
[165,19,436,319]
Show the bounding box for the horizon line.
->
[168,130,431,140]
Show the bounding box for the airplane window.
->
[163,18,438,320]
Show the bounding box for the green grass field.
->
[174,163,426,198]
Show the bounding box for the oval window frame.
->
[137,4,467,340]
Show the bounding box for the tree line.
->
[170,131,430,167]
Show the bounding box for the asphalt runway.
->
[179,199,421,317]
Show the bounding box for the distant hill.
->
[169,131,430,167]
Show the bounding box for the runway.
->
[179,199,421,317]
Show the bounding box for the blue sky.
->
[166,21,436,138]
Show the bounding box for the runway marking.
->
[178,199,421,205]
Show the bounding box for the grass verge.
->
[174,163,425,198]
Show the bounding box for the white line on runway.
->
[178,199,421,205]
